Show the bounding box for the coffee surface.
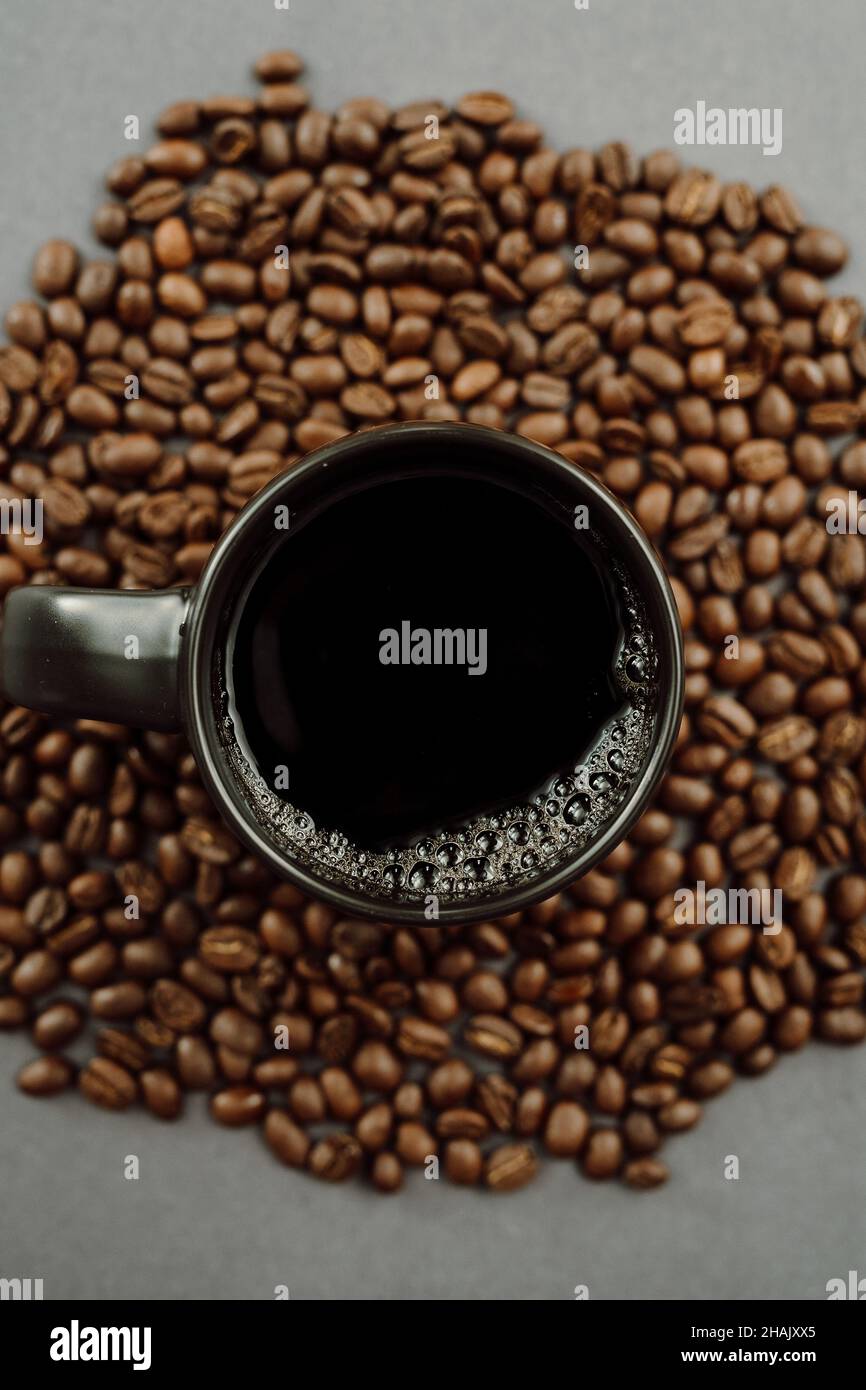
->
[230,473,622,848]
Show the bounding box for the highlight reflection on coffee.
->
[222,462,658,905]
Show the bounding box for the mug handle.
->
[0,586,190,732]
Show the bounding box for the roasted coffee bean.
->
[444,1138,484,1185]
[464,1012,522,1059]
[483,1141,538,1191]
[817,1008,866,1043]
[369,1151,402,1193]
[11,949,62,997]
[582,1128,624,1179]
[79,1057,137,1109]
[307,1133,362,1182]
[91,982,148,1020]
[352,1040,403,1092]
[175,1036,217,1090]
[4,53,866,1201]
[140,1068,183,1119]
[0,997,30,1028]
[475,1073,518,1131]
[198,925,260,973]
[435,1106,489,1140]
[210,1085,266,1125]
[354,1101,392,1151]
[543,1100,589,1156]
[32,1001,84,1050]
[17,1054,75,1096]
[624,1157,669,1189]
[688,1060,734,1098]
[395,1016,450,1061]
[150,979,207,1032]
[96,1027,150,1072]
[264,1107,311,1167]
[210,1007,263,1055]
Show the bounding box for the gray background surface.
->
[1,0,864,1301]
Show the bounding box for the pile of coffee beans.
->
[2,51,865,1193]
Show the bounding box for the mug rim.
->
[181,421,685,924]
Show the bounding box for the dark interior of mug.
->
[188,423,682,923]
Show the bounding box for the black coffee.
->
[224,467,656,899]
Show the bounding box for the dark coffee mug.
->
[0,422,684,923]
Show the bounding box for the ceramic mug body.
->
[0,422,684,923]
